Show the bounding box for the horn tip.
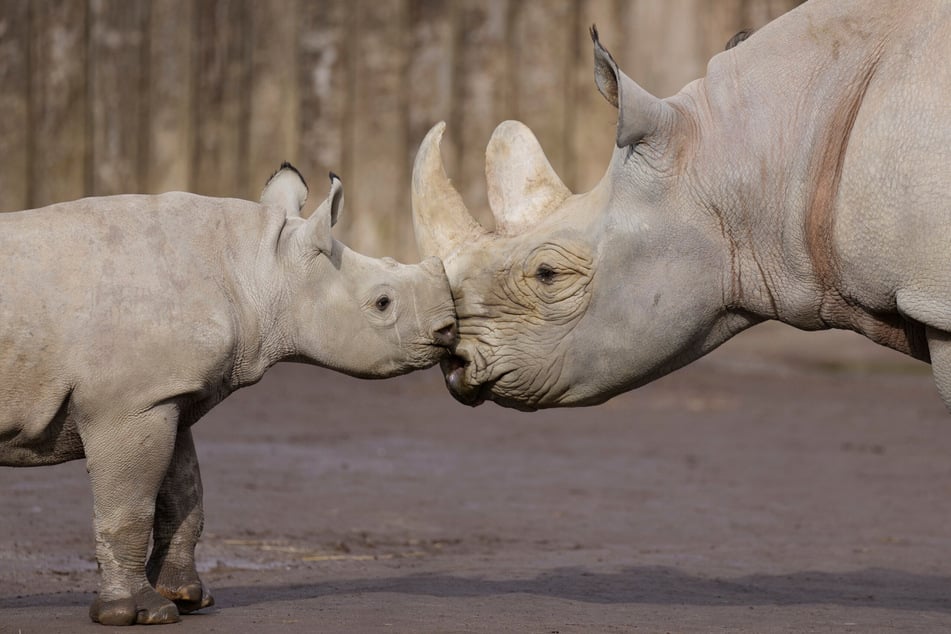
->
[418,122,448,158]
[488,120,539,152]
[428,120,447,140]
[492,119,531,136]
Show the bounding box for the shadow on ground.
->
[213,566,951,612]
[0,567,922,614]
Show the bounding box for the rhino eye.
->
[535,264,556,285]
[375,295,391,311]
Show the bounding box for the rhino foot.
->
[148,556,215,614]
[89,587,180,625]
[155,580,215,614]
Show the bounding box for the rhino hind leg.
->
[925,326,951,411]
[83,402,181,625]
[896,292,951,409]
[147,427,215,614]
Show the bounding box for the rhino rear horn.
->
[412,122,486,260]
[591,26,675,148]
[486,120,571,235]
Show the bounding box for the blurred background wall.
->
[0,0,801,261]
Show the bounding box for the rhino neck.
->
[225,210,298,389]
[682,2,901,335]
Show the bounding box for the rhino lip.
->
[440,354,486,407]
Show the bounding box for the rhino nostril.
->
[433,321,457,347]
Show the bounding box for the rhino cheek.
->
[352,341,418,378]
[452,287,587,406]
[488,350,567,409]
[466,328,564,406]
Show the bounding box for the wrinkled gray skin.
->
[412,0,950,412]
[0,165,455,625]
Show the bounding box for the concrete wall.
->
[0,0,801,260]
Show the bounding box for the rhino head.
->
[412,30,752,410]
[262,164,457,379]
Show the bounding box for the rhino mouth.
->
[440,354,485,406]
[440,355,540,411]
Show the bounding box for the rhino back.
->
[0,193,282,460]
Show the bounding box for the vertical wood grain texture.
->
[407,0,456,260]
[623,0,709,98]
[248,0,299,196]
[570,0,623,193]
[408,0,455,170]
[3,0,807,261]
[742,0,804,26]
[88,0,148,195]
[297,0,349,216]
[146,0,194,194]
[509,0,573,184]
[29,0,87,208]
[0,1,30,211]
[620,0,802,98]
[347,0,410,258]
[452,0,511,229]
[194,0,249,198]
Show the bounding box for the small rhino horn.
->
[485,120,571,235]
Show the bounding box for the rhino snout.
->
[432,318,457,347]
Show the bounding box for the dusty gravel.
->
[3,322,951,633]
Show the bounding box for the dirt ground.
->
[3,322,951,633]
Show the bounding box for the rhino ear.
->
[591,25,673,148]
[303,173,344,254]
[262,162,308,217]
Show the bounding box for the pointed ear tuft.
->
[591,29,674,148]
[591,25,619,108]
[279,161,308,191]
[302,176,344,255]
[326,172,343,227]
[262,162,309,217]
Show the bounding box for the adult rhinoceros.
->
[412,0,950,411]
[0,165,456,625]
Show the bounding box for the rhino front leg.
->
[147,427,214,614]
[83,403,181,626]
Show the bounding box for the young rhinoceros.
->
[0,164,456,625]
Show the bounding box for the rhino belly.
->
[0,385,85,467]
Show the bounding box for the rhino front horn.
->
[486,120,571,235]
[412,122,485,260]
